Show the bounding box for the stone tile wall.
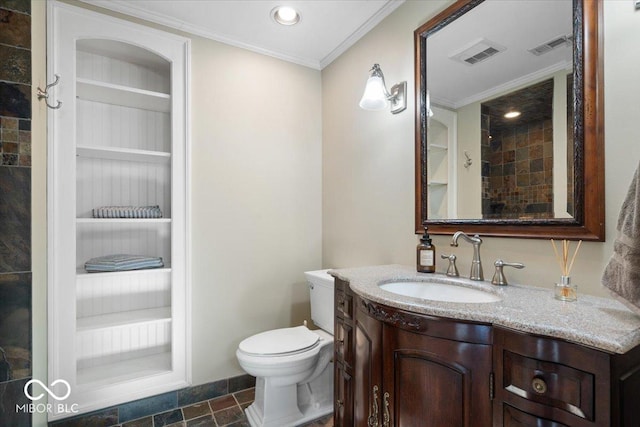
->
[482,116,554,219]
[0,0,32,426]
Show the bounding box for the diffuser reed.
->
[550,239,582,301]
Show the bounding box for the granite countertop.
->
[329,264,640,354]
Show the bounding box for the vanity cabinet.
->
[493,327,640,427]
[48,2,190,420]
[334,277,355,426]
[334,278,493,426]
[334,277,640,427]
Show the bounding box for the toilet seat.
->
[238,326,320,357]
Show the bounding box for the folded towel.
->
[602,161,640,315]
[92,205,163,219]
[85,254,164,272]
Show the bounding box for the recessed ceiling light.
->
[271,6,301,26]
[504,111,521,119]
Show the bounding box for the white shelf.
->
[76,266,172,278]
[77,78,171,112]
[77,145,171,163]
[77,307,171,332]
[77,351,172,388]
[428,143,448,151]
[428,180,448,186]
[76,218,171,224]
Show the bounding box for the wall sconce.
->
[359,64,407,114]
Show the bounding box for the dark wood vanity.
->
[334,277,640,427]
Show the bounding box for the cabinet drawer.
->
[335,290,353,320]
[502,350,594,421]
[335,318,353,364]
[334,361,353,427]
[502,403,569,427]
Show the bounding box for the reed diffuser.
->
[550,239,582,301]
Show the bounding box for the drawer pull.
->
[336,399,344,408]
[368,385,380,427]
[531,377,548,394]
[382,391,391,427]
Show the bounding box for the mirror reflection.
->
[425,0,573,221]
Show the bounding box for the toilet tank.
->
[305,269,335,335]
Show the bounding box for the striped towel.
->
[92,205,163,219]
[85,254,164,272]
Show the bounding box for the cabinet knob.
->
[531,377,548,394]
[336,399,343,408]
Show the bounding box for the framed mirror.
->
[414,0,604,240]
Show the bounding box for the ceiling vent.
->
[450,39,506,66]
[528,34,573,56]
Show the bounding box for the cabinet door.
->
[354,297,383,427]
[383,325,492,427]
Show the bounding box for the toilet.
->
[236,269,335,427]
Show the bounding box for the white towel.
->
[602,161,640,315]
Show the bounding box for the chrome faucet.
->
[451,231,483,281]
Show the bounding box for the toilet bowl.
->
[236,270,335,427]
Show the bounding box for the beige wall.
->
[32,0,323,399]
[323,0,640,299]
[455,102,481,218]
[323,0,451,270]
[32,2,47,426]
[189,39,322,382]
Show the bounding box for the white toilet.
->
[236,269,335,427]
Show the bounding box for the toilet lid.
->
[239,326,320,356]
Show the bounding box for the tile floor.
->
[117,387,333,427]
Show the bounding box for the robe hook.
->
[37,74,62,109]
[463,151,473,169]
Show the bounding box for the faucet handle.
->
[491,259,525,286]
[440,253,459,277]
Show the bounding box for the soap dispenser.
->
[417,225,436,273]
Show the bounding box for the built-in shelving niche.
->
[48,2,189,419]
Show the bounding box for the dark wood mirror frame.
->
[414,0,604,241]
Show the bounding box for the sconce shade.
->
[359,63,406,114]
[359,74,389,111]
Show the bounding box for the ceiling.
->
[426,0,572,109]
[84,0,405,70]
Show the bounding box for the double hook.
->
[463,150,473,169]
[37,74,62,109]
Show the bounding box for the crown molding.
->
[320,0,405,69]
[80,0,404,70]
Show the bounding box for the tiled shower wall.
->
[481,114,554,219]
[0,0,32,426]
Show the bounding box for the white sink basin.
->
[379,281,502,303]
